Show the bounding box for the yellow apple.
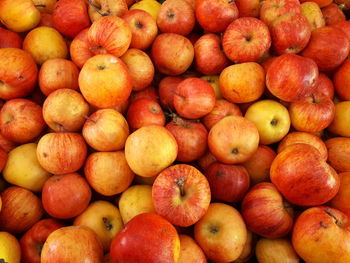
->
[118,185,155,224]
[130,0,161,21]
[0,231,21,263]
[200,75,222,99]
[301,2,325,31]
[178,234,206,263]
[234,230,255,263]
[0,0,40,32]
[255,238,300,263]
[3,143,51,192]
[74,201,124,252]
[328,101,350,137]
[245,100,291,145]
[23,26,68,65]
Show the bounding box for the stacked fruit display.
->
[0,0,350,262]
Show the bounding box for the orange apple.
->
[0,27,23,48]
[334,59,350,101]
[87,0,128,22]
[0,231,21,263]
[328,101,350,137]
[255,238,300,263]
[178,234,206,263]
[330,172,350,216]
[32,0,57,13]
[70,28,94,68]
[234,230,255,263]
[325,137,350,173]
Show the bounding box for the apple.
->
[301,1,325,30]
[82,109,129,152]
[197,151,217,171]
[129,0,162,21]
[332,20,350,40]
[151,33,194,76]
[74,201,124,251]
[38,13,53,27]
[330,172,350,216]
[292,206,350,263]
[270,143,340,206]
[334,59,350,100]
[79,54,132,109]
[0,186,43,234]
[39,58,79,96]
[84,151,134,196]
[158,76,183,111]
[266,54,318,102]
[301,26,350,72]
[0,231,21,263]
[70,28,94,68]
[41,226,104,263]
[0,132,16,152]
[328,101,350,137]
[259,0,301,26]
[316,73,334,99]
[270,13,311,55]
[0,0,40,32]
[255,238,299,263]
[20,219,65,263]
[152,164,211,227]
[0,148,7,172]
[222,17,271,63]
[122,9,158,50]
[0,27,22,48]
[52,0,90,39]
[36,132,87,174]
[235,0,261,17]
[127,98,165,131]
[178,234,207,263]
[195,0,239,33]
[120,48,155,91]
[194,33,229,75]
[32,0,57,13]
[173,77,216,119]
[0,99,45,143]
[129,85,159,104]
[200,75,222,99]
[23,26,68,65]
[278,131,328,161]
[234,230,255,263]
[157,0,195,36]
[300,0,332,7]
[87,0,128,22]
[0,48,38,100]
[194,203,247,262]
[325,137,350,173]
[88,16,131,57]
[42,173,91,219]
[205,162,250,203]
[208,116,260,164]
[322,3,345,25]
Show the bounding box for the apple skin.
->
[42,173,92,219]
[255,238,299,263]
[0,132,16,152]
[110,213,180,263]
[88,16,131,57]
[0,148,7,172]
[158,76,183,111]
[222,17,271,63]
[266,54,318,102]
[41,226,104,263]
[270,143,340,206]
[178,234,207,263]
[0,99,45,143]
[260,0,301,26]
[151,33,194,76]
[20,219,65,263]
[195,0,239,33]
[328,101,350,137]
[292,206,350,263]
[129,85,159,104]
[39,58,80,96]
[301,1,325,30]
[235,0,261,17]
[0,186,43,234]
[152,164,211,227]
[242,182,293,238]
[194,33,229,75]
[194,203,247,263]
[36,132,87,175]
[39,13,54,27]
[78,54,132,109]
[205,162,250,203]
[322,3,345,26]
[52,0,90,39]
[325,137,350,173]
[82,109,129,152]
[70,28,94,68]
[317,73,334,99]
[301,26,350,72]
[334,59,350,101]
[332,20,350,40]
[330,172,350,216]
[87,0,128,22]
[0,231,21,263]
[32,0,57,13]
[129,0,162,21]
[0,27,22,48]
[208,116,260,164]
[122,9,158,50]
[157,0,195,36]
[0,48,38,100]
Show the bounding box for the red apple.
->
[110,213,180,263]
[166,115,208,162]
[173,77,216,119]
[20,219,65,263]
[325,137,350,173]
[334,59,350,101]
[235,0,261,17]
[37,132,87,174]
[38,13,53,27]
[0,99,45,143]
[70,28,94,68]
[260,0,301,26]
[242,182,293,238]
[151,33,194,76]
[0,148,7,172]
[197,151,217,171]
[316,73,334,99]
[0,27,22,48]
[301,26,350,72]
[52,0,90,39]
[332,20,350,40]
[222,17,271,63]
[158,76,183,111]
[266,53,318,102]
[42,173,92,219]
[196,0,239,33]
[270,143,340,206]
[129,85,159,104]
[122,9,158,50]
[152,164,211,227]
[178,234,207,263]
[0,132,17,152]
[205,162,250,203]
[322,3,345,25]
[0,48,38,100]
[0,186,43,234]
[330,172,350,216]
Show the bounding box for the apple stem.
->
[174,177,186,197]
[82,115,97,124]
[86,0,110,16]
[325,208,344,227]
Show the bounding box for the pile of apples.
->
[1,0,350,262]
